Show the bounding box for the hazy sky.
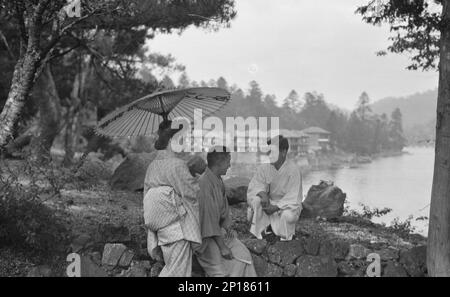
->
[147,0,438,110]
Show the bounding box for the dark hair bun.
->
[154,120,183,150]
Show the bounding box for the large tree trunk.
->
[63,56,93,166]
[63,109,80,166]
[63,73,83,166]
[0,50,41,148]
[30,64,62,163]
[427,1,450,277]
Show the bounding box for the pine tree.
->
[389,108,406,151]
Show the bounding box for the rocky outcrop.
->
[222,176,346,216]
[102,243,127,266]
[383,261,408,277]
[296,255,338,277]
[242,234,425,277]
[399,245,427,277]
[59,227,427,277]
[346,244,371,260]
[224,177,251,205]
[49,187,427,278]
[80,256,108,277]
[300,181,346,219]
[110,152,207,192]
[76,152,113,181]
[110,152,157,191]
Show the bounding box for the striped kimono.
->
[143,149,201,277]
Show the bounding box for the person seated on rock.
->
[195,146,257,277]
[143,120,203,277]
[247,135,303,241]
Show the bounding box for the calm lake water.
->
[302,147,434,235]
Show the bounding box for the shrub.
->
[388,216,416,237]
[0,190,67,254]
[344,202,392,220]
[0,158,68,255]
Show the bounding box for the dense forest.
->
[161,73,407,155]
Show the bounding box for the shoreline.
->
[295,149,408,174]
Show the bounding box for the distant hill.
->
[371,89,437,129]
[371,89,437,143]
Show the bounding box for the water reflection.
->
[303,147,434,235]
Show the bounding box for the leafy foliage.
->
[356,0,442,70]
[388,215,416,237]
[0,158,69,254]
[344,202,393,220]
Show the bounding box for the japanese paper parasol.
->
[95,87,231,137]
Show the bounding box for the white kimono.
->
[247,161,303,240]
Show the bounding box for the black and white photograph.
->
[0,0,448,285]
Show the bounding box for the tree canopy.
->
[356,0,442,70]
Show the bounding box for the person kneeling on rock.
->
[247,135,303,241]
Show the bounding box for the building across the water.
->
[278,129,309,154]
[300,126,331,152]
[188,126,331,156]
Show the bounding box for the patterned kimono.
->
[247,160,303,240]
[143,148,201,277]
[196,168,256,277]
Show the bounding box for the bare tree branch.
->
[0,29,15,59]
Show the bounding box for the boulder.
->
[122,262,147,277]
[319,239,350,260]
[383,261,408,277]
[376,247,400,261]
[266,264,283,277]
[300,181,346,219]
[224,177,251,205]
[283,264,297,277]
[302,237,320,256]
[76,152,112,181]
[266,245,281,265]
[337,261,365,277]
[80,256,108,277]
[70,234,92,253]
[295,255,338,277]
[110,152,157,191]
[110,152,207,192]
[269,240,304,266]
[338,260,368,277]
[399,245,427,277]
[102,243,127,266]
[243,239,267,255]
[104,154,125,173]
[118,249,135,267]
[346,244,371,260]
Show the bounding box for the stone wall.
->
[242,237,427,277]
[59,221,426,277]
